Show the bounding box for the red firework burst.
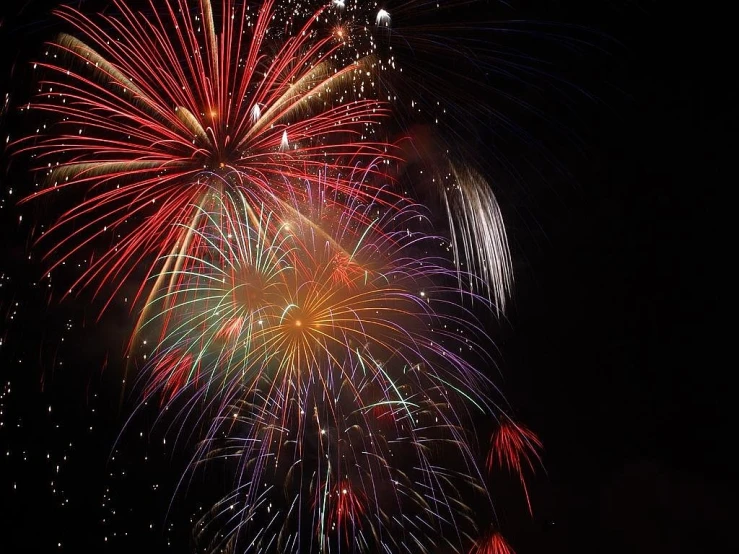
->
[145,349,195,404]
[322,480,367,544]
[469,531,516,554]
[487,419,543,515]
[16,0,397,308]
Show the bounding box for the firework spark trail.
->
[469,531,517,554]
[442,161,512,313]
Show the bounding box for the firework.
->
[16,0,398,307]
[193,367,483,553]
[469,530,517,554]
[13,2,550,552]
[487,419,543,515]
[132,179,500,552]
[137,176,495,417]
[16,0,521,314]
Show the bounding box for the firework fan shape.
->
[469,530,517,554]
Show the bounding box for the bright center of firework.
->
[288,312,309,330]
[333,25,348,42]
[282,307,317,335]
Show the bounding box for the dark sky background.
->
[0,1,731,553]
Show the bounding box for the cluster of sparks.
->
[15,1,541,553]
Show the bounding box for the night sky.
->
[0,1,731,553]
